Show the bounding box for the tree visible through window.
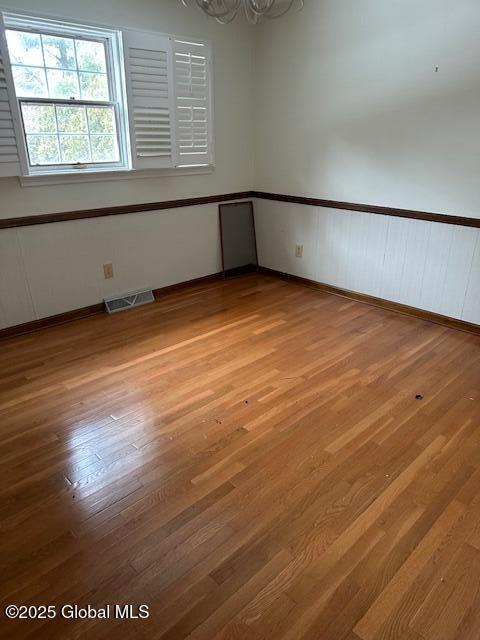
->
[6,29,120,167]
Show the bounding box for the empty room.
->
[0,0,479,639]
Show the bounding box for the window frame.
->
[3,13,131,176]
[0,10,215,183]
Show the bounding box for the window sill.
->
[18,165,214,187]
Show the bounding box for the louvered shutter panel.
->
[174,40,213,167]
[123,30,175,169]
[0,15,22,177]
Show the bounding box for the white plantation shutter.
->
[123,30,176,169]
[0,15,22,177]
[173,39,213,167]
[0,21,215,177]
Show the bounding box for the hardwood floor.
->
[0,273,479,640]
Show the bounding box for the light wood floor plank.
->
[0,273,479,640]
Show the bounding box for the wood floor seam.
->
[0,273,478,640]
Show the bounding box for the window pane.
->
[56,105,87,133]
[21,104,56,133]
[26,135,60,164]
[6,27,125,171]
[12,66,48,97]
[90,135,118,162]
[79,72,109,101]
[47,70,80,99]
[59,135,91,162]
[42,35,76,69]
[87,107,115,133]
[75,40,107,72]
[6,30,43,66]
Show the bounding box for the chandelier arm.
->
[264,0,302,19]
[215,8,240,23]
[194,0,241,19]
[244,3,260,23]
[246,0,276,15]
[179,0,302,22]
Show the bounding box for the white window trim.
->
[0,8,215,184]
[18,164,214,187]
[3,11,131,176]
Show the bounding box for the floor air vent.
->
[104,289,155,314]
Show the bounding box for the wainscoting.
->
[1,192,479,332]
[253,198,480,326]
[0,203,227,330]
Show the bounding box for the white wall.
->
[0,0,254,328]
[253,0,480,325]
[254,0,480,218]
[0,205,224,328]
[254,199,480,324]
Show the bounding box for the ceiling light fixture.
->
[180,0,304,24]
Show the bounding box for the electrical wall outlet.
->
[295,244,304,258]
[103,263,114,279]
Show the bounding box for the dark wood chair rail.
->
[1,190,479,229]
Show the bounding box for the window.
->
[0,12,213,179]
[7,30,121,169]
[2,15,128,174]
